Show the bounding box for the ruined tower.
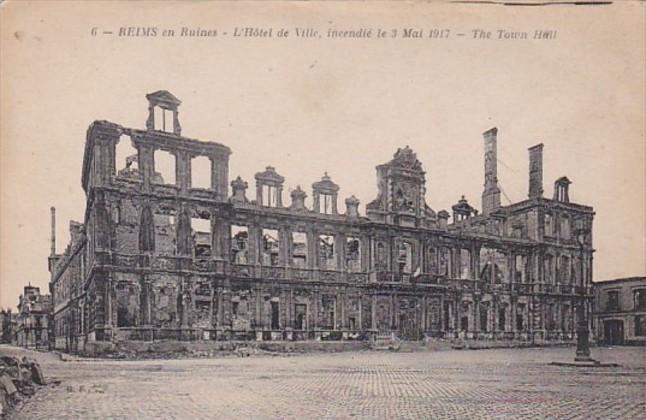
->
[482,127,501,215]
[528,143,544,199]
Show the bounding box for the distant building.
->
[14,285,52,349]
[594,277,646,345]
[0,309,17,343]
[50,91,595,354]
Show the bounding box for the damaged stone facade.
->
[50,91,595,352]
[13,286,51,349]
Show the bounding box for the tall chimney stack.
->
[50,206,56,256]
[482,127,501,215]
[528,143,544,199]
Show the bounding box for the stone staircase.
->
[373,333,401,351]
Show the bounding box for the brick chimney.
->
[528,143,544,199]
[482,127,501,215]
[50,206,56,256]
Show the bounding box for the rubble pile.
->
[0,356,47,418]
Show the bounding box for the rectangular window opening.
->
[261,228,280,266]
[319,234,336,270]
[191,217,212,258]
[292,232,308,268]
[345,237,361,272]
[231,225,249,264]
[153,150,176,185]
[191,156,212,189]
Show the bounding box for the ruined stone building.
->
[49,91,595,353]
[0,309,17,344]
[13,285,51,349]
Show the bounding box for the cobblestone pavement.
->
[1,344,644,419]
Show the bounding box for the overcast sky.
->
[1,1,644,310]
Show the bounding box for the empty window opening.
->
[442,302,450,330]
[561,216,570,239]
[262,185,279,207]
[635,289,646,311]
[546,304,557,331]
[498,308,506,331]
[271,301,280,330]
[427,248,437,274]
[607,290,619,311]
[321,193,333,214]
[231,225,249,264]
[480,248,507,283]
[154,106,175,133]
[635,316,645,336]
[544,255,555,284]
[561,305,570,331]
[516,312,524,331]
[460,315,468,331]
[376,242,387,270]
[345,237,361,272]
[319,234,336,270]
[191,156,212,189]
[295,304,306,330]
[479,306,488,332]
[153,150,176,185]
[439,247,451,276]
[115,135,139,177]
[460,249,471,279]
[116,285,136,327]
[349,317,356,331]
[192,217,212,258]
[515,255,527,283]
[321,295,336,329]
[544,214,553,236]
[398,241,413,274]
[151,211,176,254]
[559,256,570,284]
[261,228,280,266]
[292,232,308,268]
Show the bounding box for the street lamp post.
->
[574,227,593,362]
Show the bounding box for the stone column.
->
[105,275,113,328]
[312,289,320,330]
[276,186,283,207]
[511,298,517,336]
[251,287,260,334]
[371,294,377,330]
[216,287,224,327]
[139,144,154,192]
[176,151,190,193]
[336,233,345,271]
[309,228,318,269]
[339,291,345,329]
[279,226,290,267]
[473,298,480,334]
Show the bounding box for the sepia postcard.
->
[0,1,644,419]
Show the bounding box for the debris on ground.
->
[0,355,52,418]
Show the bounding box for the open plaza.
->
[2,344,644,419]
